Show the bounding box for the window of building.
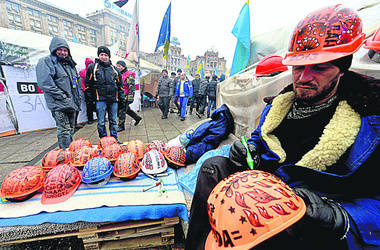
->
[30,19,41,29]
[63,20,73,28]
[77,24,86,32]
[8,13,14,22]
[47,14,58,23]
[48,24,58,33]
[89,29,96,35]
[28,8,40,17]
[90,36,96,46]
[6,1,19,13]
[9,24,22,30]
[14,14,21,23]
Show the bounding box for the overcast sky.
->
[47,0,376,68]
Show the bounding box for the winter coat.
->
[36,37,82,112]
[174,80,193,98]
[199,78,208,96]
[124,72,135,103]
[79,58,94,91]
[84,59,125,103]
[248,71,380,249]
[191,78,201,96]
[186,104,234,164]
[156,75,173,97]
[206,80,218,99]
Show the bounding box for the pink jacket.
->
[79,58,94,91]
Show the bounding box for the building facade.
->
[0,0,130,54]
[190,49,226,77]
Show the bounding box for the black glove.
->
[288,188,349,241]
[229,140,260,171]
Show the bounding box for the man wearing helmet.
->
[186,5,379,250]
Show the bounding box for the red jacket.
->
[79,58,94,91]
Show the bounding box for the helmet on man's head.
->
[254,55,288,77]
[283,4,365,66]
[205,170,306,249]
[364,27,380,51]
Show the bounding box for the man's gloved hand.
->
[229,140,260,171]
[288,188,350,241]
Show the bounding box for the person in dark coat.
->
[196,74,210,117]
[156,69,174,119]
[36,37,83,149]
[116,60,141,131]
[173,68,182,115]
[206,75,218,118]
[189,74,201,115]
[185,5,380,250]
[85,46,124,142]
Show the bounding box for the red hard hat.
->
[283,4,365,66]
[70,146,99,167]
[101,144,124,162]
[125,139,146,160]
[68,138,92,153]
[114,152,141,179]
[205,170,306,249]
[164,146,186,169]
[41,164,82,204]
[41,149,68,172]
[254,55,288,77]
[146,140,167,154]
[0,166,45,201]
[364,27,380,51]
[98,136,118,151]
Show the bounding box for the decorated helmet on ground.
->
[101,144,124,162]
[141,150,168,175]
[125,139,145,160]
[0,166,45,202]
[41,164,82,204]
[254,55,288,77]
[70,146,99,167]
[146,140,166,153]
[283,4,365,66]
[41,149,68,172]
[205,170,306,249]
[114,153,141,179]
[364,27,380,51]
[98,136,118,151]
[82,157,113,186]
[164,146,186,169]
[68,138,92,153]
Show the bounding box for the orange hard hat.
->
[364,27,380,51]
[205,170,306,249]
[164,146,186,169]
[125,139,146,160]
[254,55,288,77]
[114,152,141,179]
[101,143,124,162]
[41,164,82,204]
[68,138,92,153]
[283,4,365,66]
[98,136,118,151]
[41,149,68,172]
[70,146,99,167]
[146,140,167,154]
[0,166,45,202]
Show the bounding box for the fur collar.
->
[261,92,362,171]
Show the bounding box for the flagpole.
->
[136,0,141,111]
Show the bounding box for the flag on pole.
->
[196,59,204,78]
[186,55,190,69]
[73,34,78,43]
[154,2,171,61]
[230,0,251,76]
[126,1,138,57]
[113,0,129,7]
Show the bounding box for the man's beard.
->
[295,73,341,106]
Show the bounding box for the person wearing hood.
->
[36,37,83,149]
[79,57,95,124]
[85,46,125,142]
[116,60,142,131]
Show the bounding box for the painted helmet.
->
[114,153,141,180]
[68,138,92,153]
[205,170,306,249]
[98,136,118,151]
[0,166,45,202]
[364,27,380,51]
[164,146,186,169]
[146,140,166,153]
[82,157,113,186]
[41,164,82,204]
[254,55,288,77]
[101,144,124,162]
[70,146,99,167]
[141,150,168,175]
[125,139,146,160]
[41,149,68,172]
[283,4,365,66]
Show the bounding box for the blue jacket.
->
[174,80,193,98]
[248,102,380,249]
